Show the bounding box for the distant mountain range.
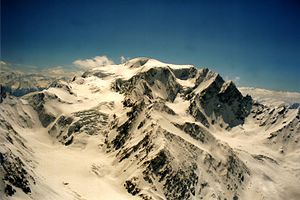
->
[239,87,300,106]
[0,65,77,100]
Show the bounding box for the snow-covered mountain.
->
[1,58,299,200]
[0,65,77,99]
[239,87,300,107]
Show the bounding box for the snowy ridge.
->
[1,58,300,200]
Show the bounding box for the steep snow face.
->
[1,57,300,200]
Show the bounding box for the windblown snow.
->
[1,58,299,200]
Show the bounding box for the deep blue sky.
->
[1,0,300,91]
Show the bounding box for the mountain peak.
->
[1,58,299,200]
[124,57,150,68]
[123,57,194,70]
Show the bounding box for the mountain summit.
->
[1,58,299,200]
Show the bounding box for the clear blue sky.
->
[1,0,300,91]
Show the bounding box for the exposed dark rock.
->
[82,70,113,78]
[120,134,151,162]
[57,115,73,127]
[0,151,34,196]
[289,103,300,109]
[251,102,289,127]
[171,67,198,80]
[163,166,198,200]
[226,155,249,185]
[49,80,74,95]
[147,150,169,176]
[4,184,16,196]
[175,122,209,143]
[64,136,74,146]
[188,101,210,128]
[48,109,109,144]
[193,68,210,88]
[0,85,45,98]
[0,84,6,103]
[188,71,252,127]
[124,179,141,195]
[252,154,278,164]
[137,120,146,129]
[112,67,182,102]
[142,149,199,200]
[26,92,56,127]
[266,108,300,151]
[112,101,145,150]
[125,57,149,68]
[113,120,134,150]
[150,101,176,115]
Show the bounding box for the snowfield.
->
[1,58,300,200]
[239,87,300,106]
